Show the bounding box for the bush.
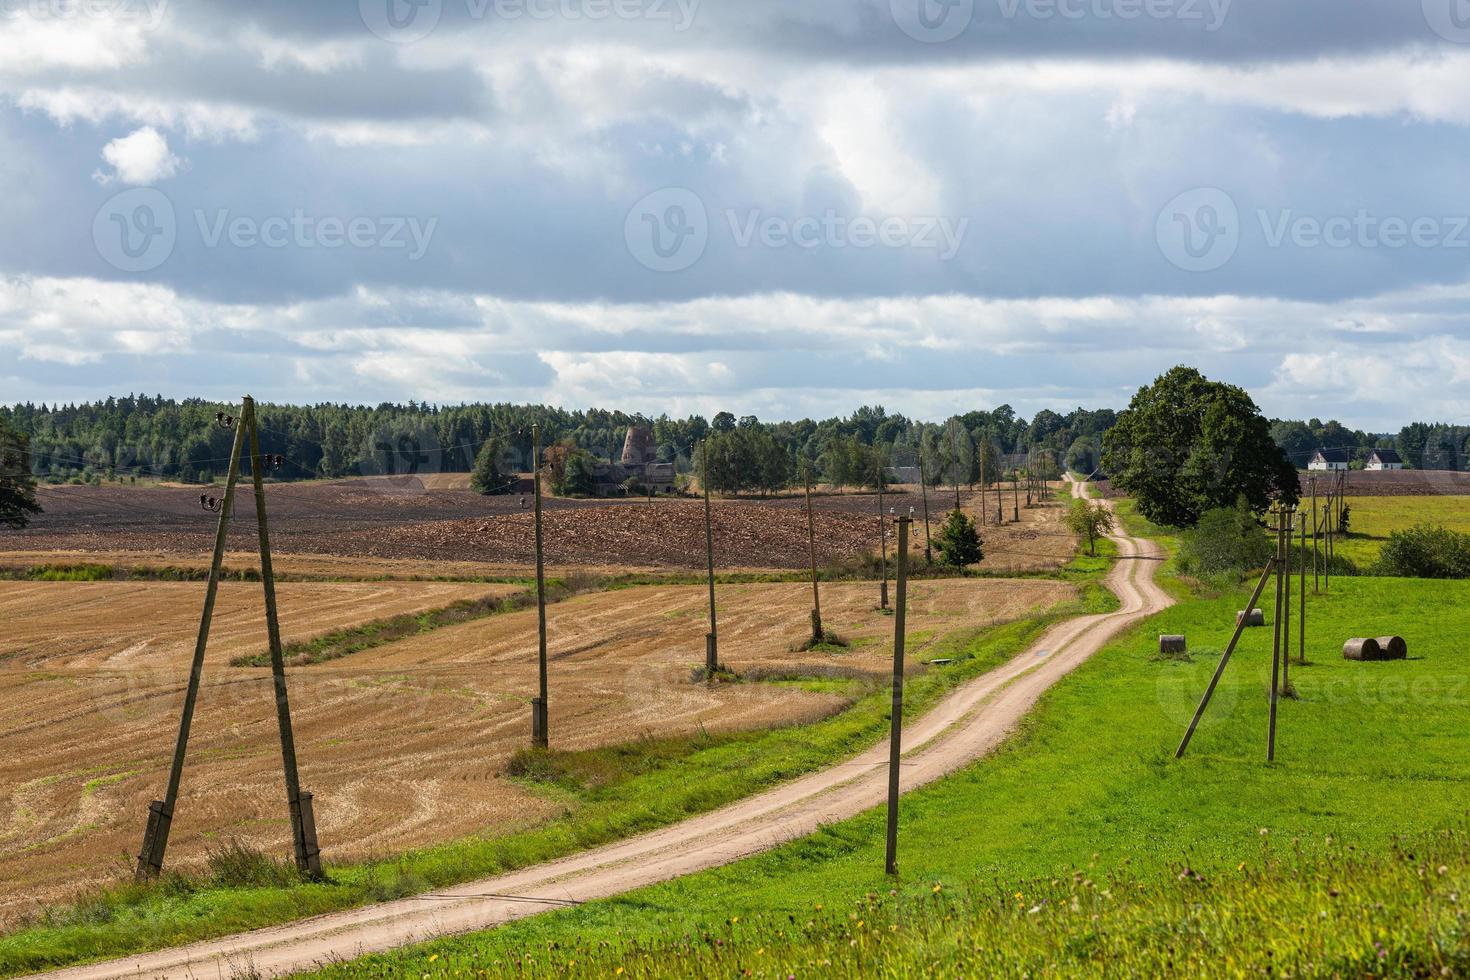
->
[1372,523,1470,579]
[1177,499,1273,580]
[934,509,982,569]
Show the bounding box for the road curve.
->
[37,481,1172,979]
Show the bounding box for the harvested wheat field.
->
[0,577,1071,922]
[0,581,518,670]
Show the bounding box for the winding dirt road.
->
[37,481,1172,979]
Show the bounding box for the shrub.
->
[1372,523,1470,579]
[1176,498,1273,580]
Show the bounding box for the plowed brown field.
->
[3,481,1075,574]
[0,577,1072,922]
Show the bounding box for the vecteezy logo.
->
[93,187,177,273]
[1156,187,1240,273]
[891,0,974,43]
[1424,0,1470,42]
[359,0,441,43]
[624,188,709,273]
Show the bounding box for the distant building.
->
[591,426,677,496]
[1308,448,1351,472]
[1366,448,1404,471]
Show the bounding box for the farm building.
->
[592,426,677,496]
[1366,448,1404,471]
[1308,448,1351,472]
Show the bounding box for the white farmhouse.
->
[1307,448,1351,472]
[1366,448,1404,471]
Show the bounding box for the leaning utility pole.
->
[805,467,823,646]
[1175,555,1278,759]
[885,513,910,877]
[532,424,549,748]
[702,441,719,675]
[138,396,321,881]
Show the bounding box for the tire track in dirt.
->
[37,480,1172,980]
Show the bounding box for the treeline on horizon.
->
[2,395,1468,489]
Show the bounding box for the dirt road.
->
[36,480,1171,980]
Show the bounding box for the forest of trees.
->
[0,396,1117,493]
[4,394,1465,496]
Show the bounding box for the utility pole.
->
[885,513,910,877]
[246,398,320,878]
[138,407,247,880]
[1281,504,1293,693]
[949,421,960,511]
[1310,476,1319,593]
[532,424,549,748]
[702,441,719,675]
[1011,469,1019,523]
[805,467,823,646]
[917,444,933,564]
[1298,512,1307,665]
[1268,506,1285,763]
[877,469,889,611]
[138,397,320,880]
[1175,556,1278,759]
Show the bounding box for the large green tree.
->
[1102,367,1299,527]
[0,418,42,529]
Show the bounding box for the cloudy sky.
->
[4,0,1470,429]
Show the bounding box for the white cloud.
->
[95,127,182,185]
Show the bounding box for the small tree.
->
[1338,503,1352,535]
[555,450,597,497]
[470,436,512,495]
[934,509,983,569]
[1065,498,1115,557]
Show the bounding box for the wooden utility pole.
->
[977,450,986,526]
[805,468,823,646]
[1281,504,1293,693]
[1310,476,1319,593]
[877,472,889,611]
[949,421,961,511]
[1175,557,1278,759]
[532,424,549,747]
[138,397,320,880]
[916,444,933,564]
[1268,506,1285,762]
[246,399,320,878]
[1298,512,1307,665]
[1011,469,1020,523]
[702,441,719,675]
[885,514,910,877]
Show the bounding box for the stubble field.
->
[0,575,1074,922]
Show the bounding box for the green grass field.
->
[309,555,1470,976]
[1332,495,1470,569]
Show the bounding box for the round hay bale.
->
[1343,638,1382,662]
[1159,635,1187,655]
[1375,636,1408,661]
[1237,609,1266,628]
